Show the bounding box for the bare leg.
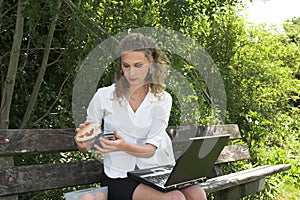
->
[95,192,107,200]
[80,193,95,200]
[80,192,107,200]
[133,183,186,200]
[180,185,207,200]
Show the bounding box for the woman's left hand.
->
[94,131,125,153]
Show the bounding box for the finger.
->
[94,144,105,152]
[74,136,81,143]
[79,123,86,128]
[100,137,116,147]
[74,137,86,149]
[99,139,118,152]
[114,131,122,139]
[94,148,112,154]
[84,121,90,125]
[76,121,92,133]
[94,144,112,153]
[99,139,111,150]
[75,128,81,133]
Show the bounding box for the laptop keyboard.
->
[143,173,170,187]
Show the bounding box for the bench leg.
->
[213,178,266,200]
[0,157,19,200]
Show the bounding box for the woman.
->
[75,33,207,200]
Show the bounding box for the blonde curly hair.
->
[114,33,169,99]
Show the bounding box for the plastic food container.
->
[65,187,108,200]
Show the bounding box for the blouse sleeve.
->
[144,92,172,147]
[86,89,105,124]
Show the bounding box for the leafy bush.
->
[1,0,299,199]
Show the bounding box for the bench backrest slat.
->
[167,124,242,141]
[1,125,242,156]
[0,160,103,196]
[168,124,250,163]
[172,144,250,164]
[215,144,250,164]
[0,129,77,156]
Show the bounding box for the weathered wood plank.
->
[199,164,291,193]
[205,124,241,139]
[173,143,250,163]
[213,178,266,200]
[0,129,77,156]
[0,157,15,169]
[0,125,240,156]
[215,144,251,164]
[168,124,241,142]
[0,160,103,196]
[0,156,19,199]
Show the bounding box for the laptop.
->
[127,134,230,192]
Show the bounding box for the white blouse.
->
[86,84,175,178]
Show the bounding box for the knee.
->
[168,190,186,200]
[191,186,207,200]
[95,192,107,200]
[197,187,207,200]
[181,185,207,200]
[192,186,206,197]
[80,192,107,200]
[80,193,95,200]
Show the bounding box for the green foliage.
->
[1,0,299,199]
[284,17,300,46]
[227,22,300,199]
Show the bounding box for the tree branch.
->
[19,0,62,129]
[63,0,119,44]
[32,74,70,126]
[0,0,25,129]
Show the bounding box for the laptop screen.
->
[165,134,229,186]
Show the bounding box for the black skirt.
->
[100,172,140,200]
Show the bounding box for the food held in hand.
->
[76,122,102,142]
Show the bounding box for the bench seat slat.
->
[199,164,291,193]
[0,160,103,196]
[213,178,266,200]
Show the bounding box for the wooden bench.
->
[0,124,291,199]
